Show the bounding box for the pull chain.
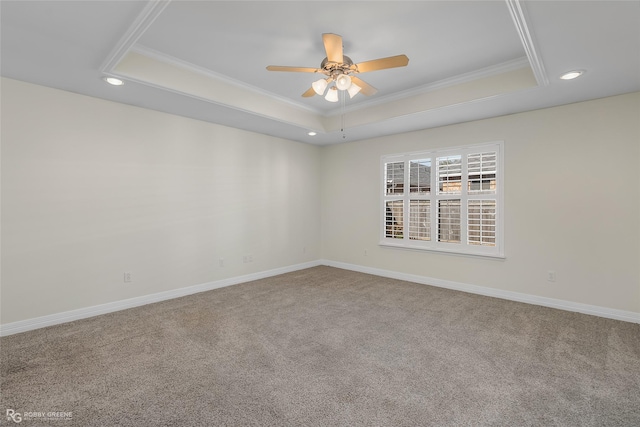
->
[340,90,346,139]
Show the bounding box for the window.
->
[381,142,504,257]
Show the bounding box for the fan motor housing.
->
[320,55,355,76]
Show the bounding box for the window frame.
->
[380,141,504,258]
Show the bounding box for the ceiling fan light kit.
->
[335,74,352,90]
[347,83,362,98]
[266,33,409,102]
[325,86,339,102]
[312,78,329,95]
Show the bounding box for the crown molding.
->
[112,50,324,131]
[129,45,322,116]
[100,0,172,73]
[329,56,531,117]
[505,0,549,86]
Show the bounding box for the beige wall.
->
[2,77,639,326]
[321,92,640,313]
[1,78,321,324]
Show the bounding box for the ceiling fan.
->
[266,33,409,102]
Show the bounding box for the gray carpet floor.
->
[1,266,639,426]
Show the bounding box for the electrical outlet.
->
[243,255,253,263]
[364,249,368,256]
[219,258,225,267]
[547,271,556,282]
[124,272,132,283]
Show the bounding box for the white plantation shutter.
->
[438,199,461,243]
[437,155,462,195]
[381,142,503,257]
[384,159,405,239]
[468,152,496,194]
[410,159,431,194]
[468,200,496,246]
[385,162,404,195]
[385,200,404,239]
[409,200,430,241]
[408,159,431,241]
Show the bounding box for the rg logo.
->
[6,409,22,423]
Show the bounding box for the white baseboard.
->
[320,259,640,324]
[0,260,322,337]
[3,258,638,336]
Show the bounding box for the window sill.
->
[379,241,506,259]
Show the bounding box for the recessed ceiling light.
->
[308,131,317,136]
[560,70,584,80]
[104,77,124,86]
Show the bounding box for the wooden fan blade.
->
[351,76,378,96]
[354,54,409,73]
[302,87,316,97]
[266,66,320,73]
[322,33,344,64]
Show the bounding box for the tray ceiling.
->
[1,1,638,145]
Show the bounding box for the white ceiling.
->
[1,1,639,145]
